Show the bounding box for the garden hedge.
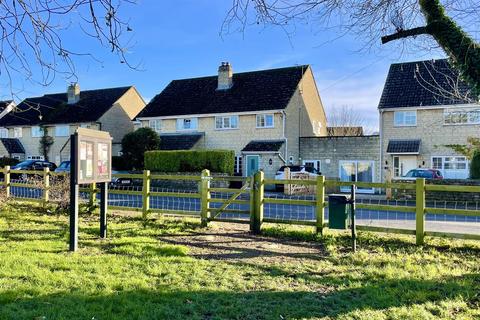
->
[144,150,234,174]
[470,150,480,179]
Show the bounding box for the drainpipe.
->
[282,110,287,164]
[379,109,384,183]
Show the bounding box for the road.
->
[10,185,480,236]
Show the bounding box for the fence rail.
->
[2,166,479,244]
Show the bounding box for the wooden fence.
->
[2,166,480,245]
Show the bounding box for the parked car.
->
[54,161,70,173]
[110,170,134,187]
[11,160,57,180]
[274,165,320,191]
[401,168,443,180]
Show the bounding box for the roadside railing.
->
[2,166,479,244]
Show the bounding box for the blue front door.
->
[246,155,259,176]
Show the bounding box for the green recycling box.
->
[328,194,351,229]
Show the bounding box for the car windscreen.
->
[14,160,35,167]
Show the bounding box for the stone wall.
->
[392,179,480,202]
[299,135,381,182]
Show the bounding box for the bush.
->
[144,150,234,174]
[470,150,480,179]
[112,156,131,171]
[121,128,160,169]
[0,157,19,168]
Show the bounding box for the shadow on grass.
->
[261,225,480,255]
[1,274,478,320]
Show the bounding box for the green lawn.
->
[0,203,479,320]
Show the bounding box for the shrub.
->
[144,150,234,174]
[121,128,160,169]
[470,150,480,179]
[0,157,19,168]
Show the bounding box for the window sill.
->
[214,127,239,131]
[256,126,275,129]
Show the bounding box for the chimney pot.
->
[217,62,233,90]
[67,83,80,104]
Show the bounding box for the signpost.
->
[70,128,112,252]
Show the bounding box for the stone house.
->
[379,59,478,180]
[0,84,145,164]
[136,62,327,179]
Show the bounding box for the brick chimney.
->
[67,83,80,104]
[217,62,233,90]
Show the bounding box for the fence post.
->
[4,166,10,198]
[416,178,426,245]
[89,182,97,207]
[251,170,264,234]
[315,175,325,235]
[43,167,50,205]
[200,169,211,227]
[142,170,151,219]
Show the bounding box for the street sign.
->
[70,128,112,252]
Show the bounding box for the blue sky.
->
[2,0,446,130]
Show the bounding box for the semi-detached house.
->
[379,59,478,181]
[136,62,328,179]
[0,84,145,164]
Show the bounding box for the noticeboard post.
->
[70,128,112,252]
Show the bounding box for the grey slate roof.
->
[0,87,132,126]
[242,140,284,152]
[378,59,473,109]
[137,65,309,118]
[159,133,204,150]
[1,138,25,154]
[387,139,420,154]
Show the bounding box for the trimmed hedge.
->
[0,157,19,167]
[144,150,234,174]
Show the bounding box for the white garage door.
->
[432,156,469,179]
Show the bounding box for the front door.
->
[339,160,375,193]
[246,155,260,177]
[393,156,417,177]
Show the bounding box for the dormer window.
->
[0,128,8,138]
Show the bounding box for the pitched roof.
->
[1,138,25,154]
[0,87,132,126]
[378,59,474,109]
[242,140,284,152]
[0,100,13,111]
[387,139,420,154]
[159,133,204,150]
[137,65,309,118]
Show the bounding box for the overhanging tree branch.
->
[381,26,428,44]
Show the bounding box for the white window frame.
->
[13,127,22,138]
[27,155,45,160]
[215,115,239,130]
[432,156,469,178]
[394,111,417,127]
[444,107,480,125]
[55,125,69,137]
[176,118,198,131]
[234,155,243,174]
[31,126,43,138]
[148,119,162,133]
[256,114,274,128]
[0,127,8,138]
